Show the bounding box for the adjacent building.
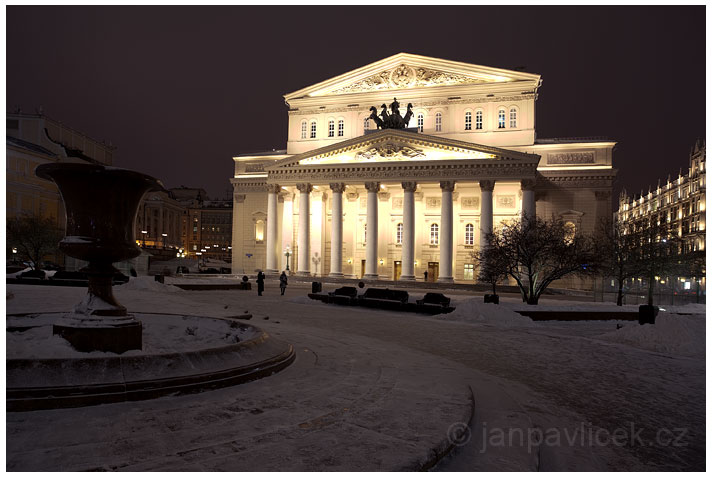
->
[230,53,617,280]
[617,140,706,254]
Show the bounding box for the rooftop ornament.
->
[368,97,414,130]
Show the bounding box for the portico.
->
[259,129,539,281]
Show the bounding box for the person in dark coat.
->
[423,270,428,282]
[256,271,265,296]
[279,271,288,296]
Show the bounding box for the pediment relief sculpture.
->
[330,64,488,95]
[355,143,426,161]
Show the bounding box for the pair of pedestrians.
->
[256,271,288,296]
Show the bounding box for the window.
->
[255,220,265,242]
[498,109,506,129]
[310,120,317,139]
[417,113,424,132]
[465,111,472,130]
[464,264,475,281]
[301,120,307,139]
[364,117,370,131]
[338,119,344,137]
[564,221,576,244]
[475,110,483,130]
[364,223,367,244]
[435,113,442,132]
[509,108,518,128]
[396,223,403,244]
[430,223,439,245]
[465,223,474,245]
[328,119,335,137]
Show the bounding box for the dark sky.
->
[7,6,706,202]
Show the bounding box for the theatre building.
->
[230,53,616,281]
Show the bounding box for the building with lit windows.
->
[230,53,617,281]
[617,140,706,255]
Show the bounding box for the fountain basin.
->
[7,312,295,412]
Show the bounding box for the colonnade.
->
[264,179,536,281]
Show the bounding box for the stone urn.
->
[36,162,164,353]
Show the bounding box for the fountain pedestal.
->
[36,162,164,353]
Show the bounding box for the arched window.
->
[465,223,474,245]
[364,117,370,131]
[328,119,335,138]
[338,119,344,137]
[509,107,518,128]
[396,223,403,244]
[430,223,439,245]
[465,111,472,130]
[301,120,307,139]
[310,120,317,139]
[255,220,265,242]
[417,113,424,132]
[435,112,442,132]
[498,108,506,129]
[475,110,483,130]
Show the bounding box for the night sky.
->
[7,6,706,203]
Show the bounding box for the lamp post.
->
[141,230,147,247]
[284,245,291,271]
[12,247,17,264]
[161,233,168,249]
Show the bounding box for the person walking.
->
[256,271,265,296]
[279,271,288,296]
[423,270,428,282]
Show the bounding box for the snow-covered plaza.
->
[5,277,705,471]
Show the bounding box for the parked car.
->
[17,269,46,280]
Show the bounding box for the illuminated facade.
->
[231,53,617,280]
[617,140,706,254]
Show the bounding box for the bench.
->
[328,286,359,305]
[357,288,409,310]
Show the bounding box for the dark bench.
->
[358,288,409,310]
[328,286,359,305]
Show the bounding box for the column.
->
[265,184,280,273]
[479,180,495,248]
[329,183,345,277]
[521,179,536,223]
[438,181,455,283]
[364,181,380,279]
[296,183,312,276]
[400,182,417,280]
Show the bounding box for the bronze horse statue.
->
[403,103,414,128]
[369,106,385,129]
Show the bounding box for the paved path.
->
[6,280,705,471]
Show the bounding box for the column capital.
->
[520,179,536,191]
[329,182,346,193]
[479,180,495,192]
[401,181,418,192]
[440,180,456,192]
[296,183,313,194]
[266,184,282,194]
[378,191,391,202]
[365,181,381,193]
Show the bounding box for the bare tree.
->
[632,219,684,307]
[6,213,63,270]
[485,215,595,305]
[472,244,508,296]
[593,217,643,306]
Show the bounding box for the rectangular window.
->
[435,114,442,132]
[464,264,474,280]
[301,121,307,139]
[475,111,483,130]
[465,112,472,131]
[338,120,344,137]
[328,121,334,137]
[509,109,517,128]
[498,110,506,129]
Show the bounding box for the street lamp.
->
[141,230,147,247]
[12,247,17,263]
[161,233,168,248]
[284,245,291,271]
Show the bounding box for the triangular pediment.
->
[267,130,539,170]
[285,53,541,100]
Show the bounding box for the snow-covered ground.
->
[5,278,706,471]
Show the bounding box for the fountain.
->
[7,162,295,411]
[36,162,162,353]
